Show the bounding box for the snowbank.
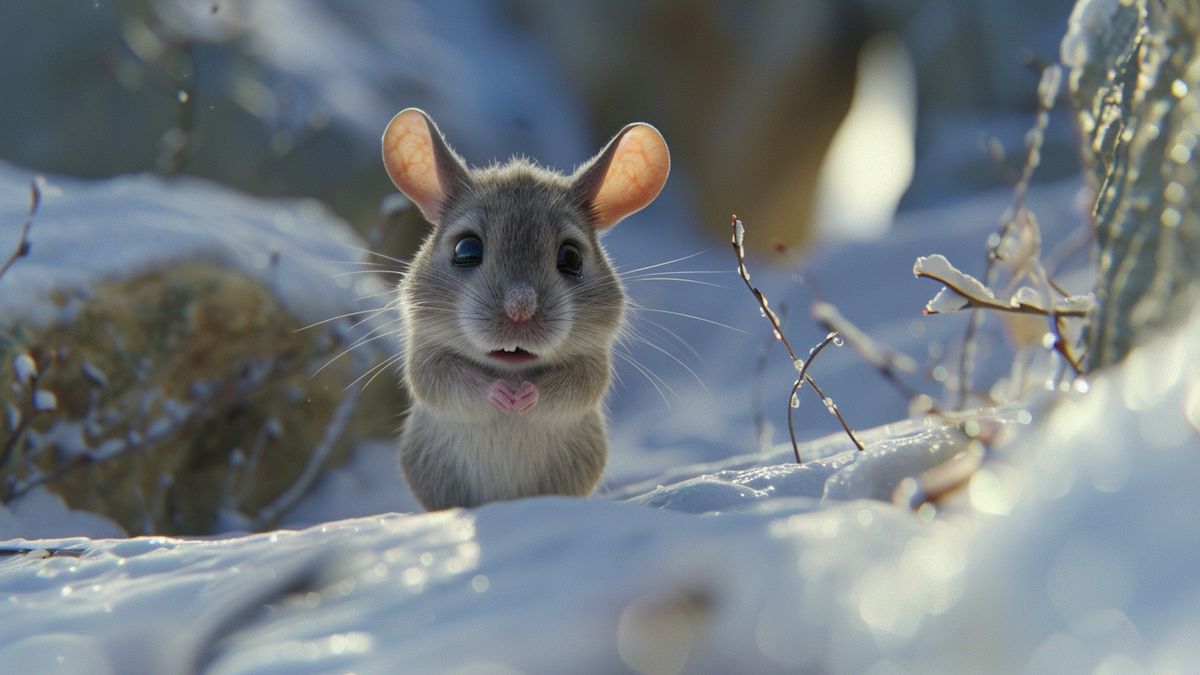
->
[1,294,1196,672]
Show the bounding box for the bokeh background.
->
[1,0,1079,254]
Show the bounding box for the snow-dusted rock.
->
[0,163,402,536]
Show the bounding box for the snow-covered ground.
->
[2,147,1197,672]
[2,299,1197,672]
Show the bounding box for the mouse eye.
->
[452,236,483,268]
[557,243,583,278]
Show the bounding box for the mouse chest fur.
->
[399,404,606,510]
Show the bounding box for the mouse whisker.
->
[613,348,674,409]
[615,250,708,276]
[294,304,396,333]
[349,351,407,393]
[627,303,748,334]
[334,269,409,278]
[624,276,727,289]
[312,326,404,379]
[625,334,708,393]
[623,270,730,277]
[357,288,403,303]
[335,243,414,268]
[631,316,704,362]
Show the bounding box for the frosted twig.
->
[914,254,1089,318]
[958,64,1062,406]
[0,354,50,478]
[0,177,42,282]
[252,384,360,529]
[811,301,925,405]
[731,215,864,458]
[751,302,788,449]
[786,332,854,463]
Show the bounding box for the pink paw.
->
[488,380,539,415]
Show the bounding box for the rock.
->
[0,163,403,535]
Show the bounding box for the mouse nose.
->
[504,285,538,324]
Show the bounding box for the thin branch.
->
[1050,314,1084,374]
[252,383,360,529]
[0,178,42,282]
[731,215,864,457]
[785,332,855,463]
[751,302,788,449]
[958,64,1062,406]
[916,267,1090,318]
[812,300,929,406]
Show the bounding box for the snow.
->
[2,6,1194,668]
[0,160,387,328]
[10,353,36,387]
[925,286,971,314]
[913,253,998,311]
[2,308,1197,672]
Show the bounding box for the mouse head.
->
[383,108,670,371]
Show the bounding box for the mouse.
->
[381,108,670,510]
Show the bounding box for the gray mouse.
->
[381,108,670,510]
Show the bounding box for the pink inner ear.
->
[382,109,447,220]
[591,124,671,229]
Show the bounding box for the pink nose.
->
[504,287,537,323]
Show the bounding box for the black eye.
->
[557,243,583,278]
[452,236,483,268]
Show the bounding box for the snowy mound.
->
[0,161,384,327]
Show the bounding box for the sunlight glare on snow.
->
[967,466,1021,516]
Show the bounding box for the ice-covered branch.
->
[913,254,1092,318]
[732,215,864,457]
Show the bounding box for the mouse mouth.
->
[487,347,539,364]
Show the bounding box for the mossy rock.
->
[1,262,402,535]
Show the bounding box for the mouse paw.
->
[486,380,539,415]
[487,380,515,414]
[511,381,539,415]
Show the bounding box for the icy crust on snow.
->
[613,418,1007,514]
[0,161,387,327]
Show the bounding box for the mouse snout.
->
[503,285,538,324]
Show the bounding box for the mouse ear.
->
[382,108,469,223]
[571,123,670,230]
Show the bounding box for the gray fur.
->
[396,133,629,510]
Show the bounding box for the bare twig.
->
[958,64,1063,406]
[751,301,788,449]
[812,300,929,406]
[785,332,855,463]
[0,178,42,282]
[731,215,864,458]
[0,546,87,558]
[252,384,360,529]
[1049,314,1084,374]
